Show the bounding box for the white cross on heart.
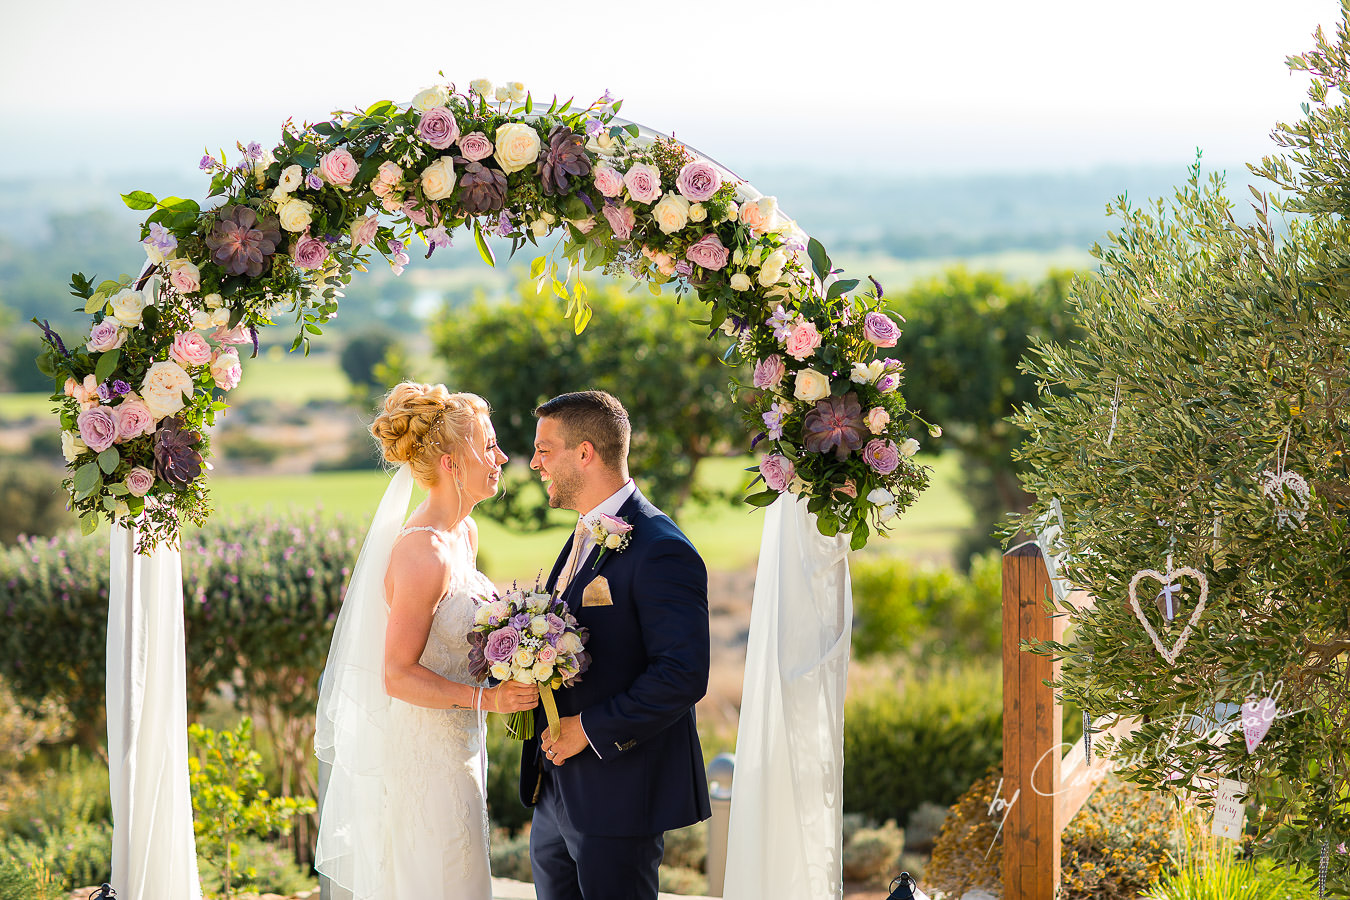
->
[1128,565,1208,666]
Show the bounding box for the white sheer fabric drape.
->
[723,495,853,900]
[314,465,413,898]
[106,524,202,900]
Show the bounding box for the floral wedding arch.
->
[37,79,932,554]
[35,80,935,900]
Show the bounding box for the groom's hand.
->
[540,714,590,766]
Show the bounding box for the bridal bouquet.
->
[468,585,591,740]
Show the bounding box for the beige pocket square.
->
[582,576,613,607]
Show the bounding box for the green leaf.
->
[473,220,496,268]
[530,256,547,280]
[85,293,108,314]
[94,349,121,382]
[849,521,870,551]
[745,490,780,508]
[102,495,119,512]
[807,238,831,281]
[826,278,860,301]
[365,100,396,118]
[574,302,593,335]
[158,196,200,215]
[121,190,157,211]
[525,93,533,114]
[80,512,99,536]
[108,482,129,496]
[74,462,101,495]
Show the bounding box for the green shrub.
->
[927,769,1178,900]
[0,746,109,842]
[843,664,1002,826]
[188,718,315,900]
[0,461,74,545]
[485,719,531,835]
[842,820,904,883]
[1,820,111,892]
[658,865,708,896]
[196,836,316,899]
[0,856,62,900]
[489,825,533,882]
[662,820,707,873]
[850,551,1002,661]
[1143,817,1321,900]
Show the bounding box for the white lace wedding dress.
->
[315,485,497,900]
[382,525,495,897]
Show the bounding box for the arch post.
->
[1001,541,1063,900]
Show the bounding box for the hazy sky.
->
[0,0,1342,179]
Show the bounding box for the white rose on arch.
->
[140,360,195,420]
[652,193,691,234]
[277,198,315,233]
[493,122,542,174]
[108,288,148,327]
[793,368,831,403]
[411,85,450,111]
[420,157,457,201]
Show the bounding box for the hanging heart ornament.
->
[1260,469,1310,529]
[1128,562,1208,665]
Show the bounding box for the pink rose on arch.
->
[458,132,494,162]
[623,163,661,204]
[676,160,722,203]
[168,259,201,294]
[753,355,786,390]
[169,331,213,368]
[863,311,901,347]
[593,164,624,198]
[603,204,636,240]
[125,466,156,498]
[87,320,126,353]
[211,324,253,345]
[866,407,891,434]
[685,234,729,271]
[318,148,358,186]
[211,347,243,391]
[862,439,901,475]
[351,215,379,248]
[402,198,439,227]
[416,106,460,150]
[760,454,795,492]
[376,160,404,186]
[784,321,823,360]
[293,235,329,269]
[115,398,156,442]
[77,406,118,452]
[484,627,522,664]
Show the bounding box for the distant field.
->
[836,248,1097,290]
[0,391,55,421]
[206,453,970,580]
[228,349,353,404]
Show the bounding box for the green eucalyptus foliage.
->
[1013,11,1350,886]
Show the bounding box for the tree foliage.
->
[884,268,1081,558]
[1013,13,1350,883]
[432,281,744,527]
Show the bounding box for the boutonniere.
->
[588,514,634,568]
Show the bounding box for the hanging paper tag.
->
[1211,777,1248,840]
[1242,697,1278,753]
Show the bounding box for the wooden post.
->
[1001,541,1064,900]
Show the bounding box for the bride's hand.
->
[487,682,539,713]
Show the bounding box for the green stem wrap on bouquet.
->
[501,684,561,741]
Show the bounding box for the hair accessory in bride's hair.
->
[413,406,450,453]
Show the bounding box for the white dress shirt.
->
[575,480,637,563]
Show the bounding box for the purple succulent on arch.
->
[802,393,868,460]
[457,160,508,214]
[205,206,282,277]
[539,125,593,196]
[153,417,204,487]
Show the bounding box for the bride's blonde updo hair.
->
[370,382,491,488]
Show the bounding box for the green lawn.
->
[206,453,969,581]
[228,349,352,404]
[0,391,57,421]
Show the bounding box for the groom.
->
[521,390,711,900]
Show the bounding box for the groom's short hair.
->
[534,391,630,470]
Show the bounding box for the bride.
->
[315,382,539,899]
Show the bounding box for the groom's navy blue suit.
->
[521,487,711,899]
